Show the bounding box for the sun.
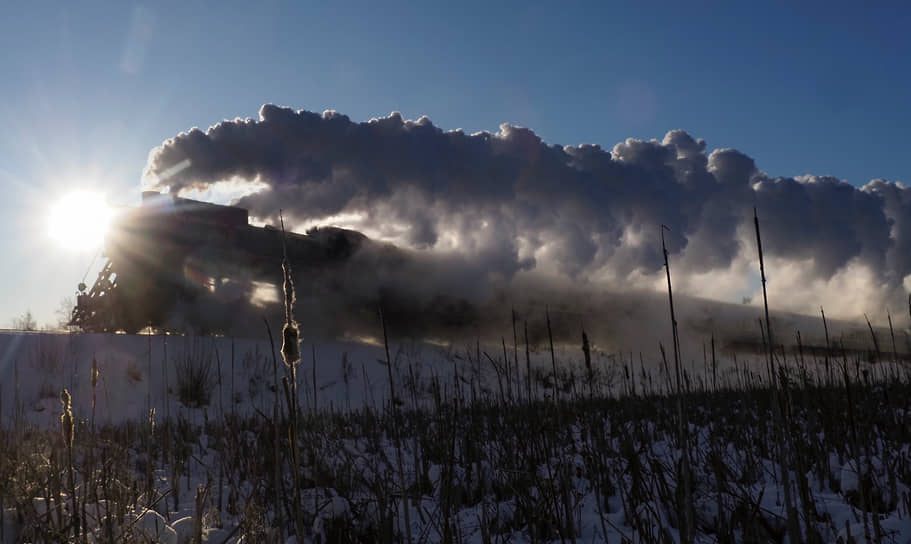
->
[47,190,113,250]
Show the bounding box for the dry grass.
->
[2,332,911,542]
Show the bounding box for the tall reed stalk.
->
[660,224,693,543]
[754,207,801,543]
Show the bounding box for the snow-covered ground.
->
[2,331,911,543]
[0,331,446,427]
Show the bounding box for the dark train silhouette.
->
[71,192,368,334]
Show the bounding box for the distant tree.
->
[54,296,76,330]
[13,310,37,331]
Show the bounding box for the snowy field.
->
[2,331,911,543]
[0,331,444,427]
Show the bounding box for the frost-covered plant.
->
[60,389,73,449]
[281,255,300,368]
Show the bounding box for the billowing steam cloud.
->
[143,105,911,335]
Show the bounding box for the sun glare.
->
[48,190,113,250]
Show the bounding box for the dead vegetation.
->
[2,322,911,543]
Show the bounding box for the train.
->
[70,192,367,334]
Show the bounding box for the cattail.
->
[90,356,99,435]
[282,322,300,367]
[60,388,74,449]
[281,258,301,367]
[278,216,306,539]
[91,356,99,388]
[582,330,592,374]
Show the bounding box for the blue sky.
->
[2,1,910,326]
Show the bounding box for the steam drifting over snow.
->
[144,105,911,322]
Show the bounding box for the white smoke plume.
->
[143,105,911,340]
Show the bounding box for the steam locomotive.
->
[70,192,365,334]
